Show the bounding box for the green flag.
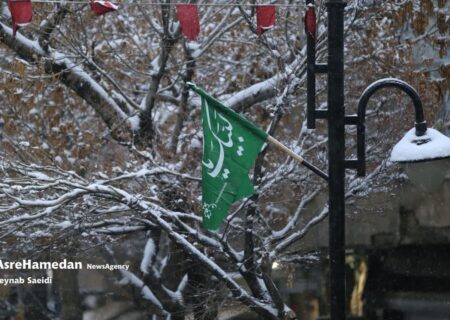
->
[189,83,268,230]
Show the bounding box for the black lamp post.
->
[305,0,347,318]
[304,1,450,320]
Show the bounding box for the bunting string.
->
[26,1,307,7]
[7,0,313,39]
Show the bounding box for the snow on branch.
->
[141,238,156,274]
[119,269,168,315]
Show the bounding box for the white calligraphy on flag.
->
[202,102,234,178]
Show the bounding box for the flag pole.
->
[267,135,329,181]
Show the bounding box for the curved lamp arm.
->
[356,78,427,176]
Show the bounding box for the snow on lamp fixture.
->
[390,128,450,191]
[351,78,450,192]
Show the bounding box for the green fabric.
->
[189,83,268,230]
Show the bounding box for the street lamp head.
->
[391,128,450,191]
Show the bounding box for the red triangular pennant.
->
[90,1,119,16]
[176,4,200,41]
[304,3,317,40]
[7,0,33,37]
[256,5,276,36]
